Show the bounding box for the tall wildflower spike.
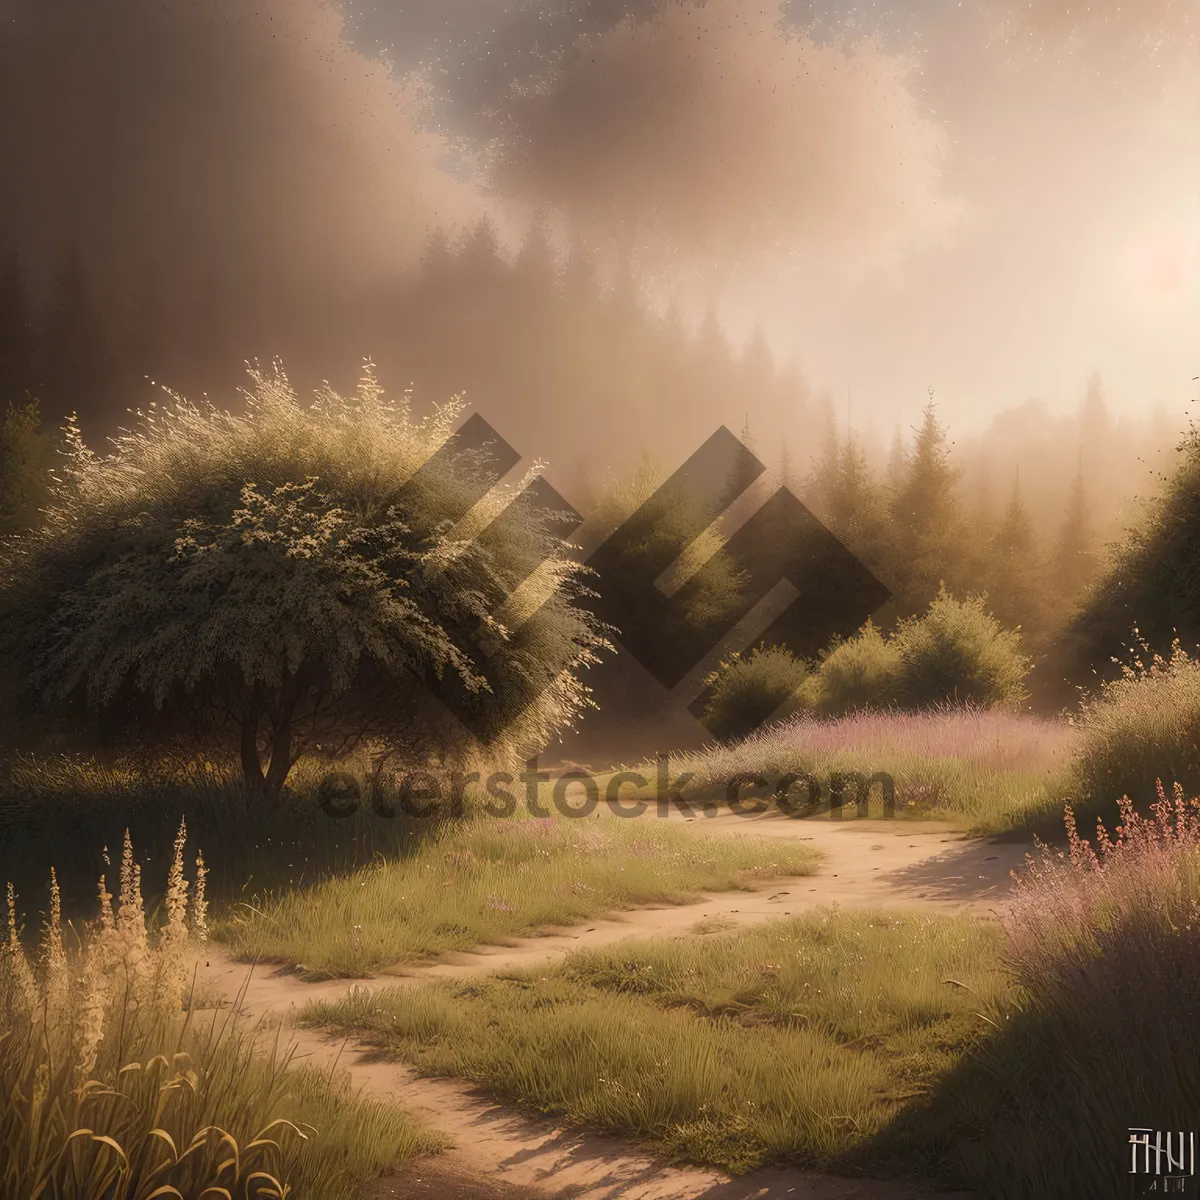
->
[158,819,191,1011]
[43,868,68,1018]
[119,829,135,918]
[97,871,115,934]
[191,851,209,944]
[6,881,39,1012]
[166,818,189,928]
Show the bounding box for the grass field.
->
[301,908,1008,1176]
[609,708,1077,834]
[219,813,822,978]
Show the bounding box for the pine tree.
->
[828,431,887,565]
[0,249,34,407]
[41,244,112,436]
[513,214,557,294]
[419,226,454,287]
[885,423,905,490]
[0,398,54,535]
[807,394,839,518]
[985,473,1047,639]
[1052,464,1097,602]
[778,435,795,491]
[887,396,968,614]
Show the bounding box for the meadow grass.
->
[291,788,1200,1197]
[0,752,433,917]
[301,908,1008,1176]
[218,814,822,979]
[610,707,1077,835]
[947,785,1200,1199]
[2,828,442,1199]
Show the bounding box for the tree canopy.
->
[0,365,609,800]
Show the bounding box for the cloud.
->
[484,0,960,275]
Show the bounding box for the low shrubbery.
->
[1067,639,1200,821]
[1,827,439,1198]
[702,646,809,741]
[799,619,900,717]
[704,593,1031,738]
[891,591,1029,711]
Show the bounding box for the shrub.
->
[892,590,1029,710]
[0,365,609,802]
[1069,639,1200,813]
[703,645,809,741]
[803,621,902,717]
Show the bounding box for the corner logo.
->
[412,416,890,742]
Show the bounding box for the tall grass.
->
[953,782,1200,1198]
[302,909,1007,1175]
[220,814,821,979]
[630,707,1076,833]
[1,827,441,1198]
[1065,639,1200,829]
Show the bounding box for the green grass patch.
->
[300,909,1008,1175]
[218,814,821,979]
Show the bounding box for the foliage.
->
[702,645,809,741]
[588,450,747,662]
[1070,419,1200,676]
[802,620,901,717]
[886,398,970,614]
[1068,639,1200,814]
[892,590,1030,711]
[983,480,1051,648]
[1,829,439,1198]
[707,593,1031,730]
[0,364,609,800]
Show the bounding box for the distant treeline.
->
[0,221,1180,678]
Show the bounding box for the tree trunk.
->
[262,711,292,807]
[239,681,299,806]
[240,697,266,805]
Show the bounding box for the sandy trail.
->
[196,815,1025,1199]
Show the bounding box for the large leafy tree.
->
[0,365,609,801]
[1068,421,1200,682]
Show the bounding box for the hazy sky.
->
[1,0,1196,434]
[343,0,1200,428]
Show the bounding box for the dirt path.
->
[196,816,1024,1199]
